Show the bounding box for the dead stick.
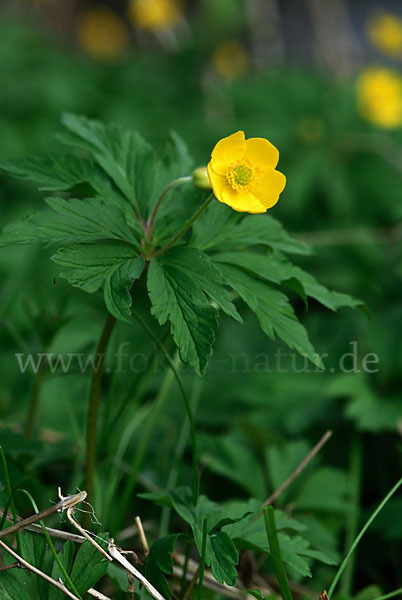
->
[108,541,166,600]
[263,430,333,506]
[0,510,85,544]
[0,491,87,539]
[66,506,112,562]
[88,589,113,600]
[135,516,149,556]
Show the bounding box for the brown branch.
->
[0,561,20,571]
[263,430,333,506]
[0,491,87,539]
[0,509,86,543]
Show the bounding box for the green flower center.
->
[226,161,255,190]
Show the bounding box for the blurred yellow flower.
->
[212,41,249,79]
[368,13,402,57]
[357,67,402,128]
[207,132,286,214]
[128,0,180,30]
[77,8,129,59]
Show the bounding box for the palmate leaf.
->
[52,244,145,322]
[140,490,334,582]
[192,202,310,255]
[146,248,244,374]
[140,489,241,586]
[0,197,141,249]
[222,500,337,578]
[52,244,140,293]
[60,113,158,217]
[147,257,218,376]
[213,250,363,313]
[161,248,242,322]
[218,263,323,368]
[0,154,122,203]
[60,114,195,220]
[145,534,181,598]
[104,256,145,323]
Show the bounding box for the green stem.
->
[182,566,200,600]
[159,377,202,537]
[154,193,214,258]
[263,505,293,600]
[84,313,116,522]
[0,447,21,555]
[180,544,191,599]
[24,375,43,440]
[340,435,362,597]
[146,177,192,243]
[197,517,208,600]
[132,311,199,504]
[117,357,179,530]
[0,502,10,531]
[328,475,402,598]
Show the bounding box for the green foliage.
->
[0,21,400,598]
[145,534,181,598]
[0,114,361,377]
[140,488,337,582]
[0,531,109,600]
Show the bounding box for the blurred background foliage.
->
[0,0,402,598]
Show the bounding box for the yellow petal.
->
[244,137,279,169]
[210,131,246,175]
[220,184,266,213]
[207,162,227,200]
[252,168,286,209]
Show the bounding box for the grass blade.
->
[373,588,402,600]
[328,475,402,598]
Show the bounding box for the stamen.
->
[226,160,255,190]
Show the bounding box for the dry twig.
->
[263,430,333,506]
[135,516,149,556]
[108,540,166,600]
[0,491,87,540]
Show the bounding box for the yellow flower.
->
[212,41,249,79]
[77,8,129,59]
[368,13,402,58]
[207,132,286,214]
[357,67,402,128]
[128,0,180,30]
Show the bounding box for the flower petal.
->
[220,184,266,213]
[244,137,279,169]
[207,162,227,201]
[252,168,286,209]
[210,131,246,175]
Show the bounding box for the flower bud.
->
[192,167,212,191]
